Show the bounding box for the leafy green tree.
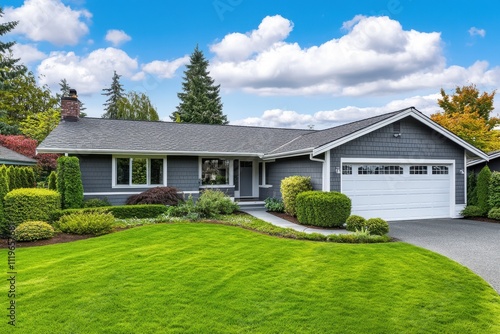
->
[116,91,159,121]
[0,72,58,126]
[171,46,227,125]
[20,108,60,142]
[431,84,499,151]
[0,7,27,90]
[102,71,125,119]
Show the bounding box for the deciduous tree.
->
[20,108,60,142]
[116,91,159,121]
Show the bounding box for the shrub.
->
[56,212,114,236]
[50,204,168,222]
[84,197,111,208]
[26,167,36,188]
[48,171,57,190]
[476,165,492,215]
[56,156,66,207]
[346,215,366,232]
[488,171,500,209]
[296,191,351,228]
[364,218,390,236]
[7,166,17,191]
[3,188,60,235]
[63,157,84,209]
[460,205,486,217]
[487,207,500,220]
[264,197,285,213]
[280,175,312,216]
[0,166,9,224]
[13,221,55,241]
[196,189,239,218]
[126,187,183,206]
[167,196,197,218]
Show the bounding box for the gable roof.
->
[0,145,37,165]
[37,107,489,161]
[467,149,500,167]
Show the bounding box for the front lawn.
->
[4,223,500,333]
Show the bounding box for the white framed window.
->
[410,166,428,175]
[201,158,230,185]
[432,166,449,175]
[113,156,166,187]
[358,165,403,175]
[342,165,352,175]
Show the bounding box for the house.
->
[468,150,500,174]
[0,145,37,166]
[37,92,489,221]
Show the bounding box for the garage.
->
[341,161,453,221]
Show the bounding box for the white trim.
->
[37,147,263,157]
[323,151,331,191]
[199,185,235,189]
[259,185,273,188]
[340,158,456,219]
[313,109,489,160]
[252,159,259,197]
[112,155,167,188]
[181,191,201,194]
[263,149,314,160]
[84,192,142,196]
[464,150,468,205]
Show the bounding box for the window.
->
[358,165,403,175]
[432,166,449,175]
[410,166,427,175]
[201,158,230,185]
[115,157,164,186]
[342,165,352,175]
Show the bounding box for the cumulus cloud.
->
[140,56,190,79]
[3,0,91,46]
[469,27,486,38]
[37,47,138,94]
[231,94,442,129]
[105,29,132,46]
[210,15,293,61]
[11,43,46,64]
[210,15,500,97]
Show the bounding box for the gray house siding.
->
[329,117,466,204]
[167,156,199,191]
[468,159,500,175]
[261,155,322,200]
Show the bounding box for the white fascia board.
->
[312,109,490,161]
[36,147,262,157]
[262,148,314,160]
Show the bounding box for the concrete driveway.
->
[389,218,500,293]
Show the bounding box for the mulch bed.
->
[0,233,94,248]
[268,211,344,230]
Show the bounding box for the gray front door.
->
[240,161,253,197]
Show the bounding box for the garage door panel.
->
[342,163,452,221]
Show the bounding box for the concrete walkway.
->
[241,208,350,235]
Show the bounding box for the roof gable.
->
[0,145,37,165]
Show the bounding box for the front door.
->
[240,161,253,197]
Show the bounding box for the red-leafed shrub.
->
[126,187,183,206]
[0,134,59,173]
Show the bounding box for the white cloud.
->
[210,15,293,62]
[105,29,132,46]
[3,0,91,46]
[141,56,190,79]
[469,27,486,38]
[231,94,442,129]
[11,43,46,64]
[37,47,138,94]
[210,15,500,97]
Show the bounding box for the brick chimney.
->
[61,89,80,122]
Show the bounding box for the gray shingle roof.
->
[0,145,37,165]
[38,118,314,155]
[38,108,414,157]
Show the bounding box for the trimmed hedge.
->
[0,166,9,225]
[345,215,366,232]
[84,198,111,208]
[296,191,351,228]
[488,172,500,209]
[50,204,169,222]
[13,221,55,241]
[56,212,114,236]
[280,175,312,216]
[476,165,491,215]
[364,218,390,236]
[3,188,61,234]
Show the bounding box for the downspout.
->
[310,153,331,192]
[309,153,324,163]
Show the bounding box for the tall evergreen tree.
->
[0,7,27,90]
[101,71,125,119]
[171,46,227,125]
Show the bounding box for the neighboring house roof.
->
[0,145,37,165]
[467,149,500,167]
[37,107,489,161]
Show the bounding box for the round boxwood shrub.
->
[13,221,55,241]
[3,188,61,235]
[296,191,351,228]
[346,215,366,232]
[364,218,389,236]
[280,175,312,216]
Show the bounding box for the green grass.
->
[3,223,500,333]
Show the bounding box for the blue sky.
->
[2,0,500,128]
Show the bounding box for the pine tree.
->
[101,71,125,119]
[171,46,227,125]
[0,7,27,90]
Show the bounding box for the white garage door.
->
[342,163,452,221]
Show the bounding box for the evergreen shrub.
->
[296,191,351,228]
[280,175,312,216]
